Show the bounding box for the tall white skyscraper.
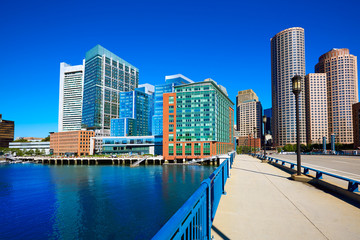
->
[58,61,84,132]
[271,27,306,146]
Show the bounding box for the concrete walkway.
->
[211,154,360,240]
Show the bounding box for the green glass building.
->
[82,45,139,131]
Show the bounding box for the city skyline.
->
[1,0,359,138]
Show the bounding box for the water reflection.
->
[0,164,215,240]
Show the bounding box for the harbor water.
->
[0,163,215,239]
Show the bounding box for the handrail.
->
[255,154,359,193]
[152,151,236,240]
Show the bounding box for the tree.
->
[14,138,28,142]
[35,149,41,155]
[40,149,45,156]
[41,136,50,142]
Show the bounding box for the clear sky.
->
[1,0,359,138]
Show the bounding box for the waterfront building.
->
[9,141,50,155]
[236,89,262,139]
[152,74,193,136]
[111,84,154,137]
[305,73,328,144]
[94,135,163,155]
[58,62,84,132]
[15,137,44,142]
[271,27,306,146]
[81,45,139,132]
[315,48,358,144]
[50,130,94,156]
[352,103,360,149]
[0,114,14,148]
[163,79,234,160]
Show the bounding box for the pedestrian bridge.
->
[154,154,360,240]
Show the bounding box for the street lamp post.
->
[292,75,302,175]
[249,133,252,155]
[263,115,267,160]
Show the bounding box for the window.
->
[176,143,182,155]
[169,96,174,104]
[169,105,174,113]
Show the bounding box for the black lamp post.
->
[292,75,302,175]
[263,115,267,159]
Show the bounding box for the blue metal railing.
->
[152,151,236,240]
[255,154,359,193]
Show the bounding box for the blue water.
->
[0,164,215,240]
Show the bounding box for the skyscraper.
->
[152,74,193,136]
[58,62,84,132]
[315,48,358,144]
[163,79,234,160]
[305,73,328,144]
[271,27,306,146]
[264,108,272,135]
[236,89,262,139]
[111,84,154,137]
[0,114,14,148]
[82,45,139,131]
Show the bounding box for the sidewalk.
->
[211,154,360,240]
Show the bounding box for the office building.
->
[305,73,328,144]
[152,74,193,136]
[97,135,163,155]
[50,130,94,156]
[58,62,84,132]
[315,48,358,144]
[271,27,306,146]
[82,45,139,131]
[236,89,262,139]
[0,114,14,148]
[111,84,154,137]
[163,79,234,160]
[9,142,50,155]
[352,103,360,149]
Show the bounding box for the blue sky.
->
[1,0,359,138]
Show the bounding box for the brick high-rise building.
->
[305,73,328,144]
[315,48,358,144]
[50,130,94,156]
[271,27,306,146]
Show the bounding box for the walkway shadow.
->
[211,225,230,240]
[232,167,288,179]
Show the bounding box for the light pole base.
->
[291,174,312,183]
[261,159,268,163]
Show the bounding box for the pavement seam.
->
[251,158,330,240]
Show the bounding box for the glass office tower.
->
[111,84,154,137]
[82,45,139,131]
[152,74,193,135]
[163,79,234,160]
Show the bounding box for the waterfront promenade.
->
[211,154,360,240]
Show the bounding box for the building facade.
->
[111,84,154,137]
[81,45,139,131]
[264,108,272,135]
[0,114,14,148]
[9,142,50,155]
[315,48,358,144]
[305,73,328,144]
[98,135,163,155]
[152,74,193,136]
[163,79,234,160]
[352,103,360,149]
[50,130,94,156]
[58,62,84,132]
[271,27,306,146]
[236,89,262,139]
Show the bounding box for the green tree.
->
[14,138,28,142]
[40,149,45,155]
[41,136,50,142]
[35,149,41,155]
